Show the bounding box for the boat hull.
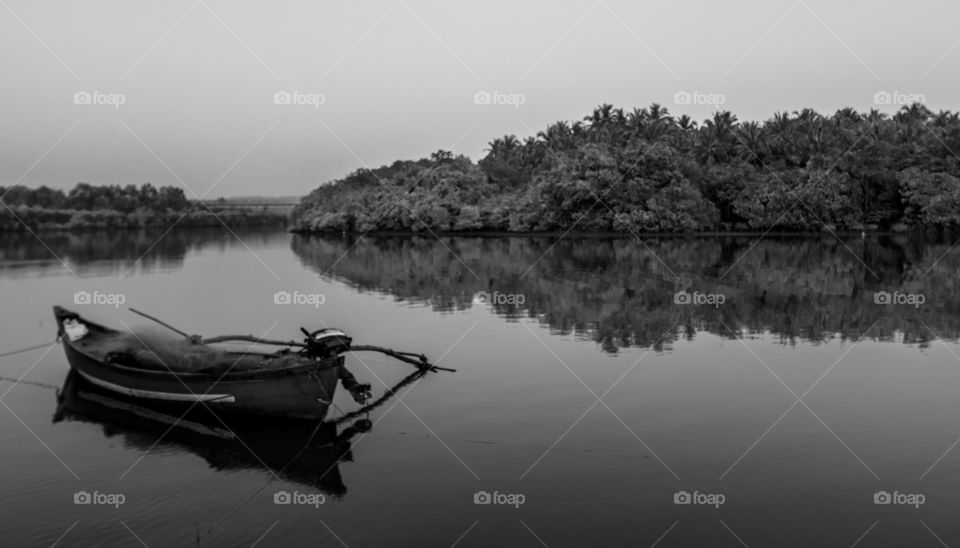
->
[55,307,343,420]
[61,340,341,419]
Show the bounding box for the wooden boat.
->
[54,370,368,495]
[53,306,346,420]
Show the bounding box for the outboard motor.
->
[300,328,352,359]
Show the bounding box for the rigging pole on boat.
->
[125,307,455,372]
[129,308,193,339]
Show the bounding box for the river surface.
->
[2,227,960,547]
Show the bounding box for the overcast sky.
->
[1,0,957,197]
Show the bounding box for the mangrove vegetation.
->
[291,103,960,234]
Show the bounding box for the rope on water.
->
[0,341,56,359]
[0,340,60,391]
[0,376,60,391]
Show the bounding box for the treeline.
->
[291,103,960,233]
[0,183,190,212]
[0,183,287,231]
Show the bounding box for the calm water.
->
[2,228,960,547]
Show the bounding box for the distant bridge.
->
[200,200,299,209]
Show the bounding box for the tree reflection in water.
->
[292,233,960,352]
[0,228,289,277]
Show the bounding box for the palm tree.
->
[537,121,572,149]
[626,107,648,132]
[674,115,697,151]
[571,121,585,135]
[647,103,671,125]
[586,103,616,127]
[485,137,505,155]
[735,121,764,162]
[931,110,959,128]
[612,107,626,126]
[766,111,795,166]
[641,103,673,141]
[484,135,523,168]
[694,111,740,164]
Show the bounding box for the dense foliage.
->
[0,183,287,230]
[292,103,960,233]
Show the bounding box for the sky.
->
[1,0,957,197]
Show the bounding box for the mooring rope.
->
[0,341,56,359]
[0,376,60,391]
[0,341,61,391]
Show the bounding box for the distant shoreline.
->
[0,183,293,233]
[0,205,288,232]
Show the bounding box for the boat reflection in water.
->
[52,370,373,497]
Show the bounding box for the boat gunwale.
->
[54,306,342,382]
